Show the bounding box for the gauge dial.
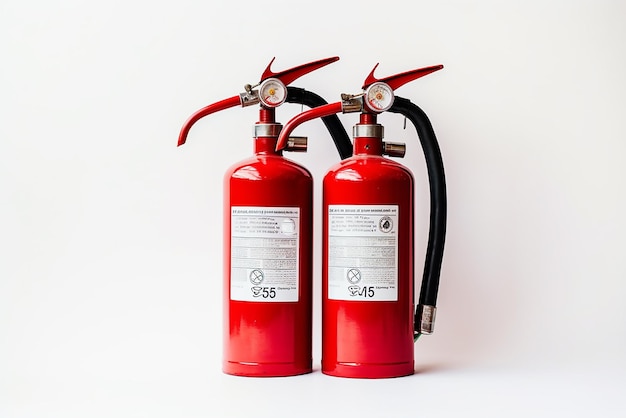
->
[365,81,394,112]
[259,78,287,107]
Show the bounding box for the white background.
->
[1,0,625,416]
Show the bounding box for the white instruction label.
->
[231,207,300,302]
[328,205,398,301]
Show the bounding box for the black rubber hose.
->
[286,87,352,160]
[389,96,447,308]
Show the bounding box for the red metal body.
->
[178,57,340,377]
[274,63,445,379]
[321,114,415,378]
[224,127,313,376]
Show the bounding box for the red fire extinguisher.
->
[276,64,447,378]
[178,57,350,377]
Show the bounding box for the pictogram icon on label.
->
[347,268,361,284]
[230,207,300,302]
[379,216,393,233]
[328,205,399,301]
[348,285,360,296]
[249,269,264,285]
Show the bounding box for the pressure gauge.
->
[259,78,287,108]
[365,81,394,113]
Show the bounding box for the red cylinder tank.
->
[322,116,415,378]
[224,134,313,376]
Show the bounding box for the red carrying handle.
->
[262,56,339,85]
[177,96,241,146]
[177,56,340,146]
[362,64,443,90]
[275,63,443,151]
[275,102,343,151]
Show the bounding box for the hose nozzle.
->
[415,304,437,336]
[284,136,307,152]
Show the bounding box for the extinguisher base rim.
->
[321,361,415,379]
[223,361,312,377]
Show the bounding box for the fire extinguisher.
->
[275,64,447,378]
[178,57,351,377]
